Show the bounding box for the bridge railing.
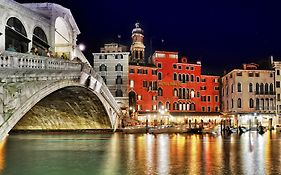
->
[0,51,82,71]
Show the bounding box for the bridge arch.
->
[0,80,117,140]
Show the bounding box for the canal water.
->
[0,132,280,175]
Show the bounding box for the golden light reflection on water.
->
[0,139,6,172]
[3,132,281,175]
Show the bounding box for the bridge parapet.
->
[0,51,81,71]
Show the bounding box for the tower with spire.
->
[130,23,145,65]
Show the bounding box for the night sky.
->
[16,0,281,74]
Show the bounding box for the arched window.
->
[265,98,269,110]
[237,83,242,92]
[256,99,260,110]
[99,64,107,71]
[249,83,253,92]
[249,98,254,108]
[186,74,189,82]
[115,89,123,97]
[173,102,178,110]
[115,63,123,71]
[231,99,234,108]
[237,98,242,108]
[5,17,30,53]
[158,72,162,80]
[116,76,123,84]
[270,98,274,110]
[265,83,269,94]
[179,88,182,99]
[270,83,274,94]
[178,74,182,81]
[166,102,170,110]
[196,76,200,82]
[158,101,163,109]
[158,88,163,96]
[231,84,234,93]
[173,73,177,80]
[182,75,186,83]
[179,103,183,110]
[190,103,196,111]
[191,74,194,82]
[261,99,264,110]
[32,27,49,56]
[173,88,178,97]
[256,83,259,93]
[260,83,264,94]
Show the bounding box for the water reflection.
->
[0,132,281,175]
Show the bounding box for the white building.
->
[0,0,88,63]
[93,43,130,113]
[271,57,281,124]
[221,63,275,127]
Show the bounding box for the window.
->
[143,70,148,74]
[270,83,274,93]
[231,84,234,93]
[201,96,206,102]
[248,72,254,77]
[215,86,219,91]
[255,73,260,77]
[152,96,157,101]
[265,83,269,93]
[197,92,200,98]
[207,96,211,102]
[173,102,178,110]
[129,69,135,73]
[178,66,182,69]
[178,74,182,81]
[99,64,107,71]
[256,83,259,93]
[215,107,219,112]
[115,54,123,59]
[157,63,162,68]
[137,105,142,111]
[130,80,134,88]
[237,83,242,92]
[231,99,234,108]
[190,103,195,111]
[186,66,189,70]
[207,107,211,112]
[137,69,143,74]
[143,81,147,87]
[152,70,157,75]
[200,86,206,90]
[166,102,170,110]
[115,63,123,71]
[278,94,281,101]
[201,79,206,82]
[202,107,205,112]
[277,81,280,88]
[249,83,253,92]
[191,67,194,70]
[138,95,142,100]
[173,64,177,69]
[191,75,194,82]
[237,72,242,76]
[215,96,219,102]
[256,99,260,110]
[173,73,177,80]
[99,55,107,59]
[174,88,178,97]
[196,77,200,82]
[270,73,273,77]
[116,76,123,84]
[260,83,264,93]
[115,89,123,97]
[158,88,163,96]
[249,98,254,108]
[158,72,162,80]
[186,74,189,82]
[277,70,280,75]
[237,98,242,108]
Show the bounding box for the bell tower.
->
[130,23,145,65]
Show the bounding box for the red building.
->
[129,51,220,123]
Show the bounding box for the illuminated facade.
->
[129,50,220,123]
[93,43,130,111]
[221,63,275,126]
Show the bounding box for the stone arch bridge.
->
[0,51,123,140]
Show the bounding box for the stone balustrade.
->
[0,51,82,71]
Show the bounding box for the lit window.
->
[130,80,134,88]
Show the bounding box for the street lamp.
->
[78,43,86,51]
